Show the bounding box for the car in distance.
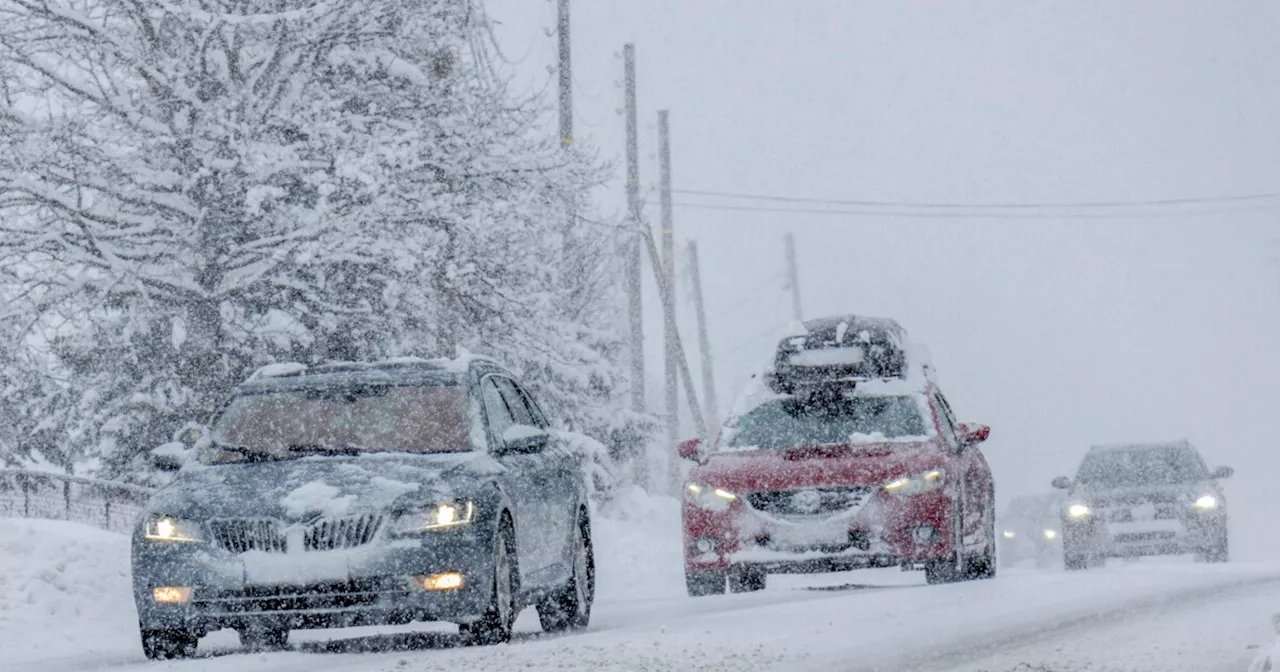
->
[131,356,594,659]
[997,492,1065,569]
[678,315,997,594]
[1052,440,1231,569]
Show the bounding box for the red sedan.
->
[678,317,996,595]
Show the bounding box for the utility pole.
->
[658,110,678,448]
[687,240,719,426]
[784,231,803,322]
[556,0,576,277]
[623,44,644,414]
[557,0,572,151]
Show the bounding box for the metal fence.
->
[0,469,155,534]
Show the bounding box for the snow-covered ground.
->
[5,496,1280,672]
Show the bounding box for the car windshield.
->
[206,385,471,463]
[1075,446,1207,488]
[724,393,929,450]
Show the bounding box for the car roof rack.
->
[765,314,912,394]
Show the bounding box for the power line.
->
[673,188,1280,210]
[648,200,1280,220]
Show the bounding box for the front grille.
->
[209,515,384,554]
[210,519,287,553]
[305,515,383,551]
[193,578,408,614]
[1114,530,1176,543]
[747,485,874,518]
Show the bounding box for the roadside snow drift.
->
[0,518,138,665]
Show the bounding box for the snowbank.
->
[593,486,686,603]
[1250,615,1280,672]
[0,518,139,665]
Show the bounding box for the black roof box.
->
[766,315,909,394]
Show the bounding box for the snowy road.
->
[8,517,1280,672]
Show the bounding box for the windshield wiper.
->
[284,443,365,457]
[209,442,276,463]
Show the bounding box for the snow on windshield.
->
[721,385,933,451]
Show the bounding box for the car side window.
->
[512,383,549,429]
[481,377,515,443]
[933,392,959,446]
[494,377,536,427]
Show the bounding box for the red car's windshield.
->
[724,394,930,450]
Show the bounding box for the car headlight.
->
[1193,494,1218,511]
[1043,529,1058,540]
[391,502,476,534]
[685,483,738,511]
[882,469,945,496]
[1002,530,1016,539]
[144,516,204,543]
[1066,503,1091,519]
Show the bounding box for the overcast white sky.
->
[486,1,1280,557]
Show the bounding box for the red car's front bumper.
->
[683,487,955,574]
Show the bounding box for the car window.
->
[725,394,930,449]
[494,377,536,427]
[511,382,549,429]
[481,377,516,442]
[1076,446,1209,487]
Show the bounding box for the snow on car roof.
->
[1089,439,1195,453]
[244,348,502,383]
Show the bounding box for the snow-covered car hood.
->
[691,441,943,493]
[145,452,502,522]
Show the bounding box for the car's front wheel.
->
[538,511,595,633]
[460,518,518,646]
[140,628,198,660]
[1197,526,1230,563]
[685,569,727,597]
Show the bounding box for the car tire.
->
[728,565,767,593]
[1063,540,1092,571]
[537,511,595,633]
[140,628,198,660]
[685,570,727,597]
[925,556,961,584]
[1198,526,1230,563]
[237,624,289,651]
[963,499,998,580]
[460,517,518,646]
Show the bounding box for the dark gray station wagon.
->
[131,357,594,659]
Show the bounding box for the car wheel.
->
[1198,527,1230,563]
[537,512,595,633]
[1063,540,1092,571]
[963,499,997,580]
[925,555,964,584]
[728,565,767,593]
[460,518,517,646]
[685,569,727,597]
[140,628,198,660]
[237,624,289,651]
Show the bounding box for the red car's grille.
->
[746,485,874,517]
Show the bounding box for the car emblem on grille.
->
[790,489,822,514]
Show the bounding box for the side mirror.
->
[957,422,991,446]
[1051,476,1072,490]
[1211,465,1234,480]
[677,438,702,460]
[150,443,188,472]
[501,425,548,454]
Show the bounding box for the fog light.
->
[695,538,717,553]
[911,525,937,544]
[412,573,463,591]
[153,586,193,604]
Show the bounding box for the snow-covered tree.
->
[0,0,649,485]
